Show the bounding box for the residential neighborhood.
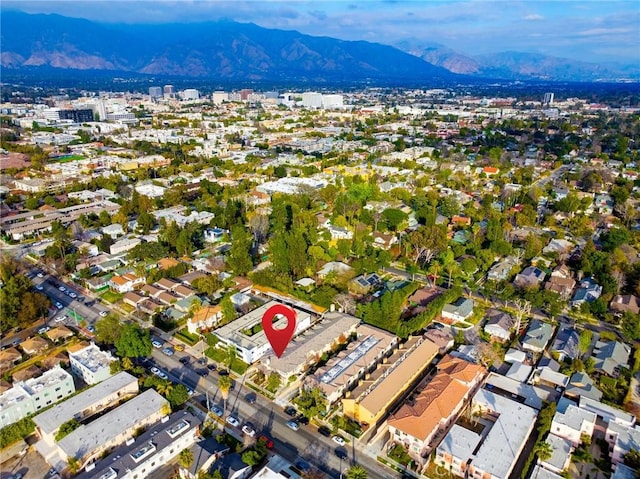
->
[0,83,639,479]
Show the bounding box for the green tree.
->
[578,330,593,355]
[226,225,253,275]
[114,323,152,358]
[621,312,640,341]
[166,384,190,408]
[381,208,408,232]
[178,448,194,468]
[345,465,368,479]
[218,375,232,415]
[67,456,81,474]
[623,449,640,470]
[294,387,327,419]
[266,372,281,393]
[241,449,263,466]
[534,441,553,462]
[136,211,155,234]
[94,314,122,345]
[220,296,237,324]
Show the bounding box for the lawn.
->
[100,290,123,304]
[175,328,199,346]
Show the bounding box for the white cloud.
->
[524,13,544,21]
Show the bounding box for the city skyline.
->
[3,0,639,65]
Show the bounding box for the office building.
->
[301,92,323,109]
[543,92,555,105]
[149,86,163,99]
[163,85,175,98]
[212,91,229,105]
[181,89,200,101]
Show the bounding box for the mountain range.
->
[1,11,637,84]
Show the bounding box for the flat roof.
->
[69,343,115,373]
[75,411,199,479]
[214,301,311,353]
[579,396,636,426]
[266,312,360,376]
[33,372,138,435]
[472,389,537,479]
[358,338,439,414]
[485,372,550,410]
[58,389,168,460]
[437,424,482,460]
[0,366,73,409]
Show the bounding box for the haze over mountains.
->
[1,11,637,83]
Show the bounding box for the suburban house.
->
[348,273,382,294]
[565,372,603,401]
[108,273,144,293]
[487,256,519,282]
[483,308,515,342]
[544,264,576,299]
[606,421,640,471]
[187,305,223,335]
[610,294,640,316]
[551,327,580,362]
[521,320,554,353]
[388,355,486,463]
[593,341,631,377]
[513,266,546,289]
[540,434,574,475]
[571,277,602,307]
[441,297,474,323]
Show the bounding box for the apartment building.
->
[0,366,75,428]
[305,324,398,405]
[55,389,168,470]
[77,411,200,479]
[213,301,312,364]
[389,355,486,463]
[550,403,596,446]
[34,372,138,447]
[68,342,115,385]
[341,337,439,427]
[264,311,360,379]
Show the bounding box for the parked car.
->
[335,447,348,460]
[152,340,163,348]
[198,369,208,377]
[245,393,257,404]
[284,406,297,416]
[55,302,63,309]
[162,347,174,356]
[318,426,331,437]
[179,357,190,364]
[99,311,108,317]
[296,414,309,425]
[207,364,216,371]
[332,435,346,446]
[55,315,67,323]
[58,286,66,292]
[226,415,240,427]
[87,325,95,333]
[174,344,185,351]
[286,420,300,431]
[242,423,256,437]
[258,435,274,449]
[294,460,311,472]
[36,285,43,291]
[211,406,223,417]
[150,367,160,375]
[38,326,50,334]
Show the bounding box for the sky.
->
[4,1,640,64]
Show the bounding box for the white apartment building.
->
[69,343,115,385]
[77,411,200,479]
[0,367,75,428]
[213,301,312,364]
[550,403,596,446]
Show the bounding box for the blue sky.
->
[4,1,639,64]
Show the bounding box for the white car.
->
[58,286,66,292]
[36,285,43,291]
[150,367,160,375]
[99,311,108,317]
[55,302,63,309]
[69,292,77,298]
[55,315,67,323]
[37,273,44,278]
[332,435,346,446]
[152,340,163,348]
[242,423,256,437]
[226,415,240,428]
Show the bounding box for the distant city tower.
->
[543,92,554,105]
[149,86,162,99]
[163,85,175,99]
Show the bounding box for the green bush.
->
[0,417,35,449]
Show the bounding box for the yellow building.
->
[341,337,439,426]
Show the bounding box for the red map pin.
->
[262,304,297,358]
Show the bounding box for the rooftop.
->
[472,389,537,479]
[58,389,168,460]
[33,371,138,435]
[69,343,115,373]
[0,366,73,409]
[437,424,482,460]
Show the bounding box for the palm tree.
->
[345,465,368,479]
[218,375,232,415]
[155,379,174,396]
[534,441,553,462]
[178,448,194,469]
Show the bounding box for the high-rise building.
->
[181,89,200,101]
[212,91,229,105]
[301,92,323,109]
[149,86,162,99]
[58,108,95,123]
[163,85,175,98]
[240,88,254,100]
[543,92,554,105]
